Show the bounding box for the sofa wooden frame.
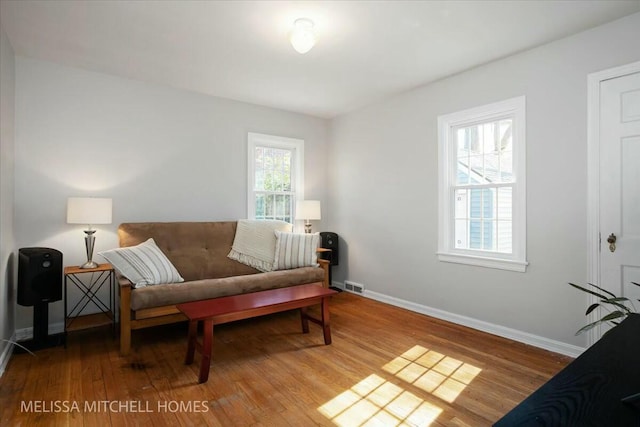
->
[119,251,331,355]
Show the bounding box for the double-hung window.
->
[247,132,304,223]
[437,96,527,272]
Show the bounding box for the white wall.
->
[327,13,640,348]
[10,12,640,351]
[14,58,328,330]
[0,24,16,370]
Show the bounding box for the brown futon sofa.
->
[117,222,329,355]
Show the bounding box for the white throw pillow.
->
[98,238,184,288]
[273,231,319,271]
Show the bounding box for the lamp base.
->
[304,223,313,234]
[80,260,99,269]
[82,229,98,269]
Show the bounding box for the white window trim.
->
[437,96,528,272]
[247,132,304,223]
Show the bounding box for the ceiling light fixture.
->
[290,18,316,54]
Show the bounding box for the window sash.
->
[253,192,293,222]
[452,185,513,254]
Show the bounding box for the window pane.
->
[500,149,513,182]
[484,150,499,182]
[469,219,482,249]
[454,219,468,249]
[275,194,284,219]
[454,189,468,219]
[496,187,513,252]
[481,189,493,220]
[264,194,274,219]
[255,146,293,192]
[456,161,470,185]
[468,155,484,183]
[455,118,513,185]
[497,187,512,221]
[469,189,482,219]
[456,128,470,157]
[255,194,265,219]
[482,220,494,250]
[452,186,513,253]
[496,220,512,253]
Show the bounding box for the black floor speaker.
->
[319,232,339,290]
[18,247,63,306]
[319,232,339,266]
[17,247,64,351]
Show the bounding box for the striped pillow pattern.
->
[98,238,184,288]
[273,231,319,271]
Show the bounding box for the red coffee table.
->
[176,282,338,383]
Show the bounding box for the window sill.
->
[437,252,528,272]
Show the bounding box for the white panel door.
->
[599,70,640,338]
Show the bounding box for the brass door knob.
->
[607,233,617,253]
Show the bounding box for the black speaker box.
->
[319,232,339,266]
[18,247,63,306]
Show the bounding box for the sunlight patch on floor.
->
[319,345,482,426]
[383,345,482,403]
[318,374,442,427]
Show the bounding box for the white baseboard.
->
[1,323,66,378]
[14,322,65,342]
[0,332,17,378]
[332,281,584,358]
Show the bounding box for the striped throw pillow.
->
[98,238,184,288]
[273,231,319,271]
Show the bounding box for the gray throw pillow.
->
[98,238,184,288]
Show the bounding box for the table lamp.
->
[295,200,321,233]
[67,197,112,269]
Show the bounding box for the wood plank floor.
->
[0,292,572,426]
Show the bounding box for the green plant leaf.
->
[600,299,632,314]
[575,311,627,335]
[587,282,618,299]
[568,283,610,300]
[571,282,638,335]
[603,297,630,302]
[585,303,600,315]
[599,311,627,322]
[576,321,599,335]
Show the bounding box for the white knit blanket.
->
[228,219,293,272]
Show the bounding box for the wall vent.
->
[344,280,364,294]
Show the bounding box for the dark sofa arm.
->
[118,275,133,355]
[317,248,331,288]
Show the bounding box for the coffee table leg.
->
[199,319,214,383]
[300,307,310,334]
[321,297,332,345]
[185,320,197,365]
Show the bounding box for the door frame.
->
[586,60,640,346]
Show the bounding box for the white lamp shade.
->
[67,197,113,225]
[295,200,321,220]
[290,18,316,54]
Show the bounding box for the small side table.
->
[64,263,116,339]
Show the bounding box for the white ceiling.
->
[2,1,639,118]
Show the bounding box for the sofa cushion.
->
[99,238,184,288]
[118,222,260,281]
[130,266,324,310]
